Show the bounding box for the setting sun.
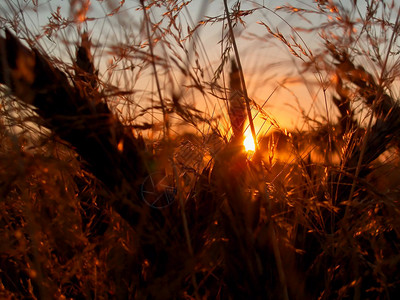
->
[243,134,256,152]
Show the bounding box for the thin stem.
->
[172,163,200,300]
[140,0,169,139]
[223,0,257,150]
[260,180,290,300]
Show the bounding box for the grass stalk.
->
[173,163,200,300]
[140,0,169,139]
[223,0,257,149]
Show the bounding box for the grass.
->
[0,0,400,299]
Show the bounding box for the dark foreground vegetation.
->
[1,1,400,299]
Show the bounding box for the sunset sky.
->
[1,0,396,136]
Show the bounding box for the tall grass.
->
[0,0,400,299]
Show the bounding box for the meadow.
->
[1,0,400,299]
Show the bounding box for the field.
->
[1,1,400,299]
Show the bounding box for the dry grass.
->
[0,0,400,299]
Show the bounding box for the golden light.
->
[243,134,256,152]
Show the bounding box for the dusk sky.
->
[1,0,396,135]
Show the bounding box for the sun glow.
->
[243,134,256,152]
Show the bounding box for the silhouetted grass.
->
[0,1,400,299]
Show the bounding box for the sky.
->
[1,0,398,138]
